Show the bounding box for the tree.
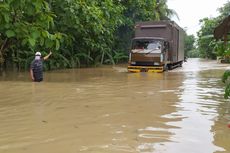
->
[0,0,62,71]
[217,1,230,99]
[184,34,195,57]
[217,1,230,20]
[49,0,124,66]
[197,17,218,59]
[115,0,177,57]
[0,0,178,71]
[215,1,230,58]
[49,0,177,67]
[197,1,230,60]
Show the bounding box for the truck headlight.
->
[154,62,160,65]
[160,54,163,62]
[131,62,136,65]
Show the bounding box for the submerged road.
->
[0,58,230,153]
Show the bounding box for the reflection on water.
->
[0,58,230,153]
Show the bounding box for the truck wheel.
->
[168,64,172,70]
[163,64,168,71]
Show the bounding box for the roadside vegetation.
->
[184,34,196,58]
[197,2,230,60]
[0,0,176,72]
[183,1,230,99]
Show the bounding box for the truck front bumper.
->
[127,65,164,73]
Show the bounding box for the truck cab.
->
[128,37,169,72]
[129,37,169,66]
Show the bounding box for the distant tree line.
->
[0,0,176,72]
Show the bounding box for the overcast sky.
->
[167,0,229,36]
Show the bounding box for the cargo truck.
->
[127,20,185,73]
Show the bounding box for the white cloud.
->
[167,0,228,36]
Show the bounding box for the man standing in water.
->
[30,51,52,82]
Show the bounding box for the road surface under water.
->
[0,58,230,153]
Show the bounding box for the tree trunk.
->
[101,52,104,65]
[0,38,8,64]
[87,51,91,66]
[0,63,2,76]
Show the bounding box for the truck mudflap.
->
[127,65,164,73]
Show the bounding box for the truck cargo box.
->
[128,20,185,72]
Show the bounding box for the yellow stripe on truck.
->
[127,66,164,73]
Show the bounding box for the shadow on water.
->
[0,58,230,153]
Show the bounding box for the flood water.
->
[0,58,230,153]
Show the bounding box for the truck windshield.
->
[132,40,162,50]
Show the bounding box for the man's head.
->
[35,52,41,56]
[35,52,41,60]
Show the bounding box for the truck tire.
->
[164,64,168,71]
[168,64,172,70]
[179,61,183,67]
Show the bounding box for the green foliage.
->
[184,34,196,57]
[0,0,177,71]
[115,0,176,57]
[113,51,129,64]
[197,18,218,59]
[218,1,230,20]
[197,1,230,60]
[222,70,230,83]
[188,1,230,98]
[187,49,200,58]
[222,70,230,99]
[216,1,230,99]
[48,0,175,68]
[50,0,124,66]
[210,40,226,57]
[0,0,63,69]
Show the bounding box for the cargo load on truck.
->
[128,20,185,73]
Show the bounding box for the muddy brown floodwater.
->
[0,58,230,153]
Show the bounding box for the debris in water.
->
[42,120,47,123]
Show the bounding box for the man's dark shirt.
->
[30,59,43,82]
